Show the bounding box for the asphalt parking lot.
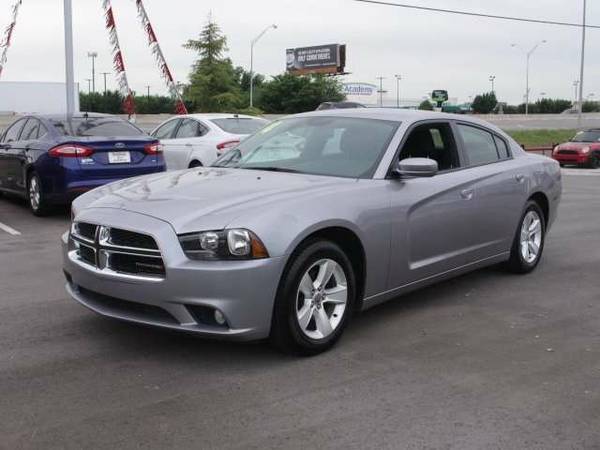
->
[1,171,599,449]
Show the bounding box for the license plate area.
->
[108,151,131,164]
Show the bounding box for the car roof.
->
[295,108,505,131]
[33,113,119,121]
[184,113,266,121]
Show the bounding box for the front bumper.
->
[62,208,287,341]
[553,153,589,165]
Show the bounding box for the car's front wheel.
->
[270,240,356,356]
[506,201,546,273]
[588,153,600,169]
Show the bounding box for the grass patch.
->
[505,129,576,147]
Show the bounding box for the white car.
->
[150,114,269,170]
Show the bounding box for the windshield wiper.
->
[242,166,301,173]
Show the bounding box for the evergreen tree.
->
[183,16,243,112]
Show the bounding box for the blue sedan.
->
[0,113,166,215]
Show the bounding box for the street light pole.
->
[577,0,587,127]
[250,24,277,108]
[512,40,546,115]
[489,75,496,94]
[87,52,98,93]
[64,0,75,116]
[146,85,151,99]
[395,74,402,108]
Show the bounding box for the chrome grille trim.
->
[69,222,165,280]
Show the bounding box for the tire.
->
[27,172,51,216]
[188,160,203,168]
[506,201,546,274]
[270,240,357,356]
[588,154,600,169]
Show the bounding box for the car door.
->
[11,118,42,192]
[454,123,527,256]
[169,118,210,168]
[0,118,27,192]
[151,118,181,170]
[387,121,483,287]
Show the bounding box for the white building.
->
[0,81,79,115]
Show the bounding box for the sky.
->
[1,0,598,105]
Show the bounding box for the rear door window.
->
[457,124,500,166]
[493,135,511,159]
[20,119,41,141]
[175,119,207,139]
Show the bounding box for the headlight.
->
[179,229,269,260]
[581,146,591,154]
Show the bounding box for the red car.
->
[553,129,600,168]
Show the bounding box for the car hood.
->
[75,168,356,232]
[559,142,598,151]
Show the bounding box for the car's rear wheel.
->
[506,201,545,273]
[270,240,356,356]
[588,154,600,169]
[28,172,51,216]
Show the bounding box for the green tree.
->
[418,100,433,111]
[471,92,498,114]
[257,73,345,114]
[183,16,243,112]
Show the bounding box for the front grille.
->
[70,222,165,279]
[558,150,578,155]
[108,228,159,250]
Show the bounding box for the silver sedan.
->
[62,109,562,355]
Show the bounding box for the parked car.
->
[0,113,165,215]
[316,101,366,111]
[553,129,600,168]
[150,113,269,170]
[63,109,561,355]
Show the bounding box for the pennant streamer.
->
[101,0,136,116]
[0,0,23,79]
[134,0,188,114]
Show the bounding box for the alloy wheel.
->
[520,210,543,264]
[29,176,41,211]
[295,258,348,340]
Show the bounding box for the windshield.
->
[210,118,269,135]
[213,116,399,178]
[571,131,600,143]
[50,117,144,137]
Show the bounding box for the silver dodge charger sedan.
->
[62,109,562,355]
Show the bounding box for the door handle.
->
[185,143,193,147]
[460,188,474,200]
[515,174,525,183]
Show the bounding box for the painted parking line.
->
[562,168,600,177]
[0,221,21,236]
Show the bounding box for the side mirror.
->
[393,157,438,178]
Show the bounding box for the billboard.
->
[286,44,346,75]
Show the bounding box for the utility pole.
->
[101,72,110,94]
[86,78,92,94]
[573,80,580,104]
[395,74,402,108]
[146,85,151,99]
[376,77,386,107]
[64,0,75,116]
[87,51,98,93]
[577,0,586,127]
